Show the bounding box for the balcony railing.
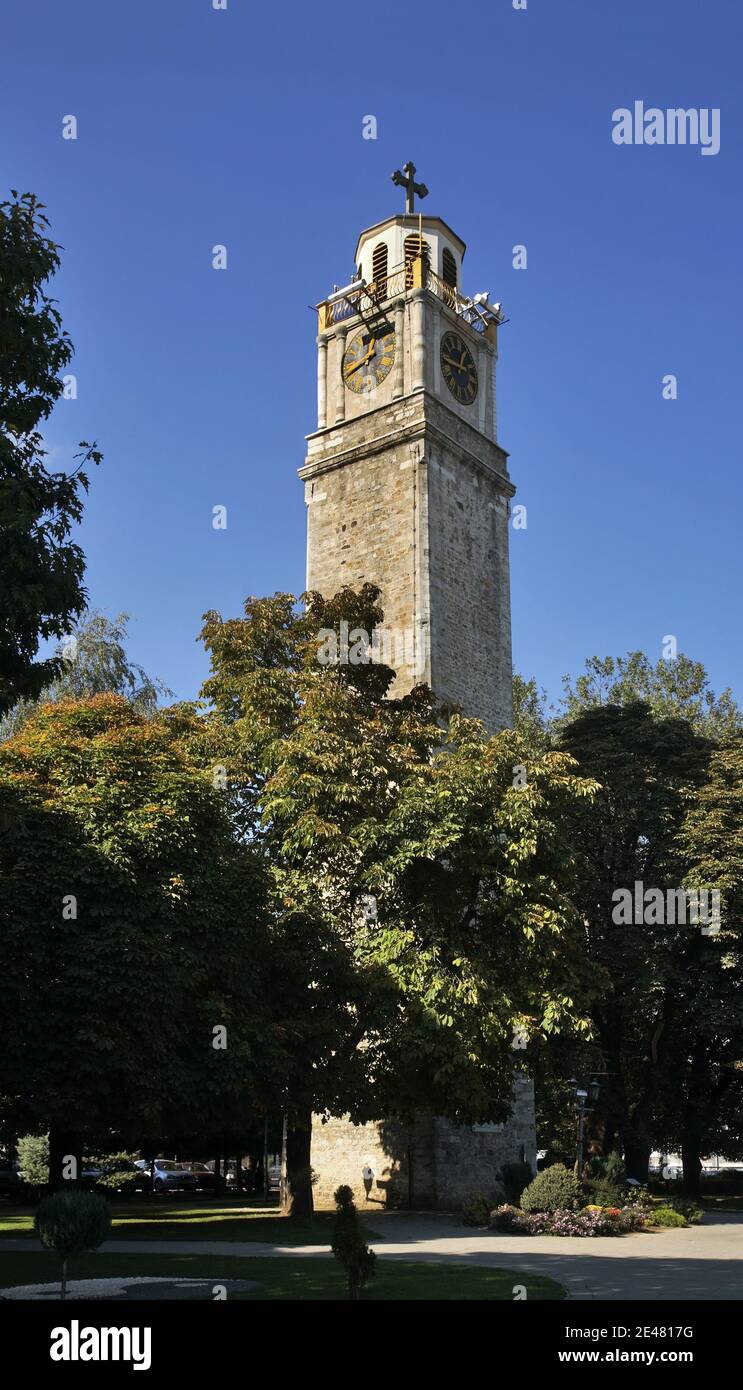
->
[318,259,491,334]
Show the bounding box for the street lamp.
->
[574,1077,601,1179]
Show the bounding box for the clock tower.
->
[300,168,536,1209]
[299,163,515,730]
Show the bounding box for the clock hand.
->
[443,354,467,370]
[346,339,377,374]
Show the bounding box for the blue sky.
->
[3,0,741,708]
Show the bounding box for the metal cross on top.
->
[391,161,429,215]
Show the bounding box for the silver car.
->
[134,1159,199,1194]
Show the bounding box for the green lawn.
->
[0,1199,378,1245]
[0,1250,565,1300]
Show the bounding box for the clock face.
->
[440,329,478,405]
[342,325,396,394]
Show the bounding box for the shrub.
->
[586,1150,627,1184]
[490,1203,532,1233]
[35,1190,111,1298]
[615,1207,646,1233]
[521,1163,581,1213]
[586,1178,624,1208]
[499,1161,533,1205]
[652,1205,687,1228]
[666,1197,704,1225]
[461,1191,496,1227]
[17,1133,49,1187]
[331,1184,376,1300]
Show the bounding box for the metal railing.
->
[318,260,490,334]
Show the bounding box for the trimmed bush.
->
[521,1163,581,1213]
[35,1189,111,1298]
[652,1205,687,1228]
[499,1161,533,1205]
[331,1184,376,1300]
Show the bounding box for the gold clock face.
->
[440,329,478,404]
[342,325,396,394]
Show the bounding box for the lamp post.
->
[574,1076,601,1179]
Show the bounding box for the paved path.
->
[2,1211,740,1300]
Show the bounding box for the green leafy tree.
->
[0,191,102,714]
[560,652,741,740]
[559,701,712,1178]
[0,610,170,739]
[17,1132,49,1186]
[0,694,275,1184]
[199,586,600,1216]
[35,1189,111,1298]
[657,737,743,1193]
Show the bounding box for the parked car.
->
[134,1159,199,1193]
[188,1163,217,1191]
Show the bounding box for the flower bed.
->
[490,1203,646,1236]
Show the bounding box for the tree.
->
[0,191,102,714]
[661,737,743,1193]
[331,1184,376,1300]
[0,694,275,1183]
[560,652,741,741]
[0,609,170,739]
[199,586,600,1216]
[35,1189,110,1298]
[559,701,712,1178]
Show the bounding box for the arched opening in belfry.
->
[442,246,457,290]
[404,234,430,289]
[371,241,388,297]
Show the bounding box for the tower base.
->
[311,1077,536,1210]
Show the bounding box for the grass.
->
[0,1250,566,1300]
[0,1197,379,1245]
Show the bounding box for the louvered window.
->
[442,247,457,289]
[371,242,388,298]
[404,234,430,288]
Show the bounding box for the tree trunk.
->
[48,1127,81,1190]
[282,1111,313,1219]
[681,1134,703,1197]
[622,1135,651,1184]
[61,1256,68,1300]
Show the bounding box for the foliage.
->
[559,652,741,741]
[17,1133,49,1186]
[589,1150,626,1186]
[585,1178,624,1208]
[499,1160,534,1205]
[520,1163,582,1213]
[558,700,713,1177]
[0,694,276,1160]
[330,1184,376,1299]
[199,587,601,1213]
[665,1197,704,1225]
[489,1203,533,1233]
[0,191,102,715]
[461,1191,500,1227]
[548,1208,618,1236]
[651,1205,687,1228]
[35,1189,111,1297]
[0,610,170,740]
